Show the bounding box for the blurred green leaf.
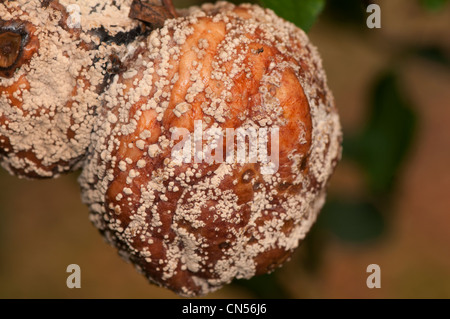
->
[299,223,326,274]
[344,72,417,195]
[259,0,326,32]
[232,272,291,298]
[415,46,450,68]
[320,199,385,243]
[420,0,449,11]
[322,0,367,27]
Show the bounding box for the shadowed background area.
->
[0,0,449,298]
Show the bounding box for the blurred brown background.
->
[0,0,449,298]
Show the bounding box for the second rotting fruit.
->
[0,0,143,178]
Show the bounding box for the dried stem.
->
[129,0,178,29]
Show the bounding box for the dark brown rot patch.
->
[219,241,230,249]
[108,54,127,74]
[277,181,292,192]
[0,32,22,70]
[0,21,38,79]
[253,181,262,191]
[241,169,255,183]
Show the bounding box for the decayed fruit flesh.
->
[80,2,342,296]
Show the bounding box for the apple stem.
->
[129,0,178,29]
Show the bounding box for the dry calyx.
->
[0,32,22,71]
[0,0,342,297]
